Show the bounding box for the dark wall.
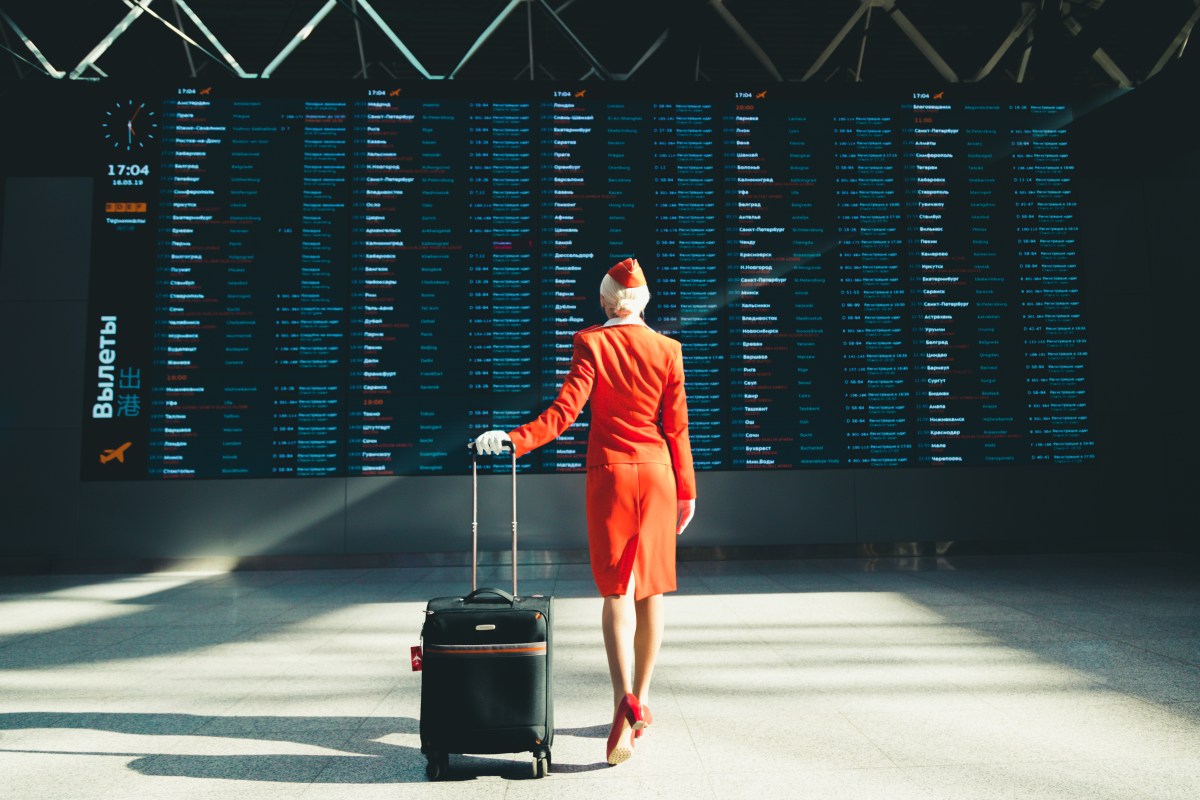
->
[1068,53,1199,550]
[2,77,1194,570]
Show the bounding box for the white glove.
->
[676,499,696,535]
[475,430,511,456]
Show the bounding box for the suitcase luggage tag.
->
[411,644,423,672]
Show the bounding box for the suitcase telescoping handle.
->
[467,439,518,597]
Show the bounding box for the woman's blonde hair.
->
[600,273,651,317]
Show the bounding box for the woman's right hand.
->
[676,499,696,535]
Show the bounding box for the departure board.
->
[77,83,1095,479]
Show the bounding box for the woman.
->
[475,257,697,765]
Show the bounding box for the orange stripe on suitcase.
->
[425,642,546,657]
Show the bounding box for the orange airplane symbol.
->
[574,89,586,98]
[932,90,944,99]
[754,90,767,99]
[99,442,132,464]
[199,86,212,95]
[389,87,402,96]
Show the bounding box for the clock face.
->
[102,100,157,152]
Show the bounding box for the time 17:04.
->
[107,164,151,177]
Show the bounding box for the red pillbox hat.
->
[607,258,646,288]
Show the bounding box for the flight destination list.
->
[80,83,1095,479]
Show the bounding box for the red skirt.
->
[585,462,677,601]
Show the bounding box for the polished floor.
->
[1,553,1198,799]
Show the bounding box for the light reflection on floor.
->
[0,553,1197,798]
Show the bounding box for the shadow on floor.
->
[0,569,581,671]
[0,712,608,782]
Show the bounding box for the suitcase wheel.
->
[532,747,551,779]
[425,751,449,781]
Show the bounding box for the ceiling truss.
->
[0,0,1196,85]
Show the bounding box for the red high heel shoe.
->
[634,704,653,739]
[606,693,646,765]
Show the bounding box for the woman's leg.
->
[632,592,663,707]
[602,578,665,709]
[602,574,636,710]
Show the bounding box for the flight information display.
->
[78,83,1094,479]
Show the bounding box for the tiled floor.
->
[1,553,1198,799]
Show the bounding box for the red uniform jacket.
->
[508,322,697,500]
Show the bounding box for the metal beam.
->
[352,0,368,79]
[1088,46,1132,87]
[580,27,667,81]
[0,9,64,78]
[261,0,338,78]
[802,1,870,81]
[170,0,197,77]
[0,16,21,77]
[172,0,255,76]
[536,0,612,80]
[0,21,25,78]
[1147,0,1200,80]
[709,0,783,82]
[1059,5,1132,87]
[69,1,148,79]
[449,0,525,79]
[514,61,557,80]
[346,0,438,79]
[854,4,872,82]
[972,2,1037,82]
[125,0,243,77]
[804,0,958,83]
[1015,14,1034,83]
[527,0,535,81]
[450,0,611,81]
[621,28,670,79]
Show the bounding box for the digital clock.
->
[107,163,151,177]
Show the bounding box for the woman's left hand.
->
[475,430,510,455]
[676,499,696,535]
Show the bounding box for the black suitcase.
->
[418,442,554,780]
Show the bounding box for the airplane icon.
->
[932,90,945,99]
[389,87,402,96]
[754,90,767,99]
[99,442,132,464]
[199,86,212,95]
[574,89,586,98]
